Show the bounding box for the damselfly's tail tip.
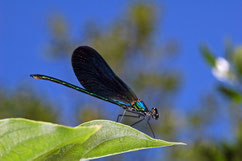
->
[30,74,41,79]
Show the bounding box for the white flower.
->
[212,57,231,82]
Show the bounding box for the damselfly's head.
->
[151,108,159,120]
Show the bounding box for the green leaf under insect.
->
[0,118,185,161]
[0,118,101,161]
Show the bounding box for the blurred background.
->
[1,0,242,160]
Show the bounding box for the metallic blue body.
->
[134,101,149,112]
[117,100,149,112]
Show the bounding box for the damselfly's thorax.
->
[130,99,159,120]
[131,99,149,112]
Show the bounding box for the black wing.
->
[71,46,138,104]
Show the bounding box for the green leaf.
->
[46,120,185,161]
[217,85,242,103]
[200,45,216,67]
[232,46,242,75]
[0,118,101,161]
[0,119,185,161]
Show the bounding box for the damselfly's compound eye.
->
[151,108,159,120]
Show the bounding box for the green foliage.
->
[47,15,74,58]
[232,46,242,75]
[133,72,180,93]
[180,43,242,161]
[0,88,58,123]
[201,44,242,103]
[0,118,184,161]
[217,85,242,103]
[171,139,242,161]
[201,45,216,67]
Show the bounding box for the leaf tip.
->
[176,142,187,146]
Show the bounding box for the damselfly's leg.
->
[147,120,155,138]
[130,117,145,127]
[119,110,126,122]
[116,113,141,122]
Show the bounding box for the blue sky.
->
[1,0,242,123]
